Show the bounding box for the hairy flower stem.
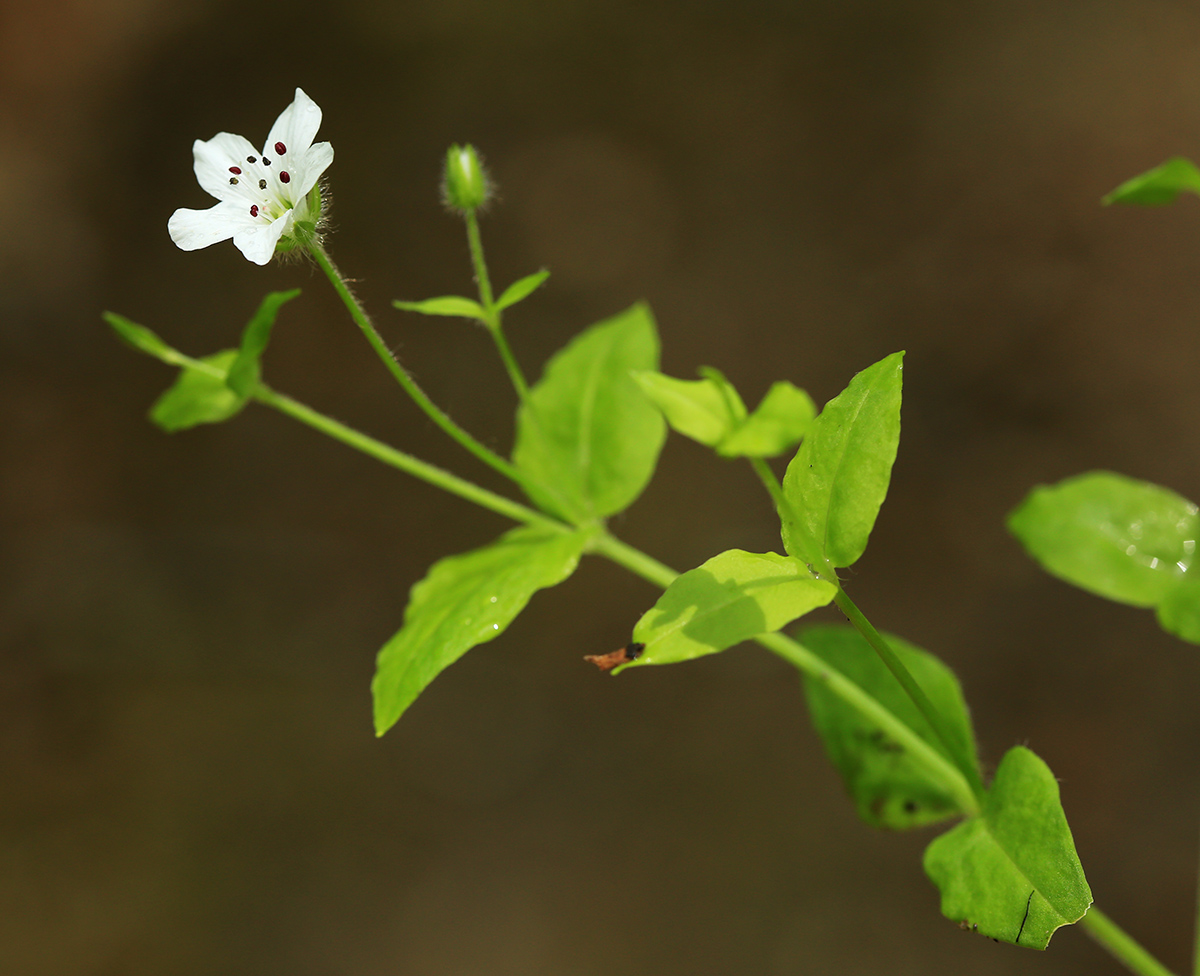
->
[307,240,528,487]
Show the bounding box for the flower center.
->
[225,143,297,222]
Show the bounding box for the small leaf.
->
[372,524,591,735]
[104,312,177,363]
[512,303,666,521]
[718,381,817,458]
[1102,157,1200,206]
[393,296,487,321]
[495,269,551,312]
[1008,471,1199,608]
[631,370,740,447]
[623,549,836,668]
[800,625,979,830]
[149,350,244,432]
[226,289,301,398]
[923,746,1092,949]
[781,351,904,575]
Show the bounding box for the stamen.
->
[246,156,257,164]
[228,166,242,175]
[250,205,259,217]
[258,179,267,190]
[262,156,272,166]
[279,171,291,184]
[229,177,239,185]
[275,142,286,155]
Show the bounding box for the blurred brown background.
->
[4,0,1200,973]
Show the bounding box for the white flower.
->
[168,88,334,265]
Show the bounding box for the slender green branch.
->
[307,240,527,486]
[749,456,789,519]
[835,588,985,799]
[1080,907,1179,976]
[465,210,530,400]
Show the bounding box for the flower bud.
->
[442,144,492,213]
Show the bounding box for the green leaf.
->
[393,296,487,321]
[1157,575,1200,644]
[781,351,904,575]
[512,303,666,521]
[923,746,1092,949]
[622,550,836,668]
[104,312,178,363]
[1008,471,1199,608]
[718,381,817,458]
[630,370,742,448]
[226,289,301,398]
[149,350,245,432]
[372,524,591,735]
[800,625,978,829]
[1102,157,1200,206]
[495,269,550,312]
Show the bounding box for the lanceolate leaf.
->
[781,351,904,575]
[495,269,550,312]
[149,350,244,432]
[718,381,816,459]
[630,370,742,448]
[393,296,487,321]
[1102,157,1200,206]
[372,525,591,735]
[104,312,176,363]
[923,746,1092,949]
[1009,471,1200,643]
[512,303,666,522]
[621,550,836,668]
[226,289,301,397]
[800,625,979,830]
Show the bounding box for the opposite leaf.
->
[495,269,550,312]
[630,370,743,448]
[622,549,836,668]
[1102,157,1200,206]
[372,524,591,735]
[226,289,301,397]
[781,351,904,576]
[923,746,1092,949]
[150,350,245,432]
[393,296,487,322]
[104,312,178,363]
[512,303,666,522]
[800,625,979,830]
[718,380,816,458]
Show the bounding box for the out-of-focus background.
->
[4,1,1200,973]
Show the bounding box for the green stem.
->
[835,588,985,800]
[307,240,527,486]
[749,456,789,518]
[465,210,530,401]
[1080,907,1179,976]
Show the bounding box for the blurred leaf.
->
[103,312,177,363]
[226,289,301,397]
[631,370,741,448]
[623,549,836,668]
[1102,157,1200,206]
[800,625,978,830]
[393,296,487,321]
[495,269,550,312]
[149,350,245,432]
[1009,471,1199,608]
[718,381,817,458]
[924,747,1092,949]
[781,351,904,575]
[1157,575,1200,644]
[513,303,666,521]
[372,524,591,735]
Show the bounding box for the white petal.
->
[193,132,260,200]
[265,88,322,159]
[231,210,293,265]
[292,141,334,198]
[168,200,254,251]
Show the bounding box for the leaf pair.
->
[1009,471,1200,644]
[394,269,550,324]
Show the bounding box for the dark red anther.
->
[274,142,286,155]
[228,166,242,175]
[279,171,291,184]
[250,205,259,217]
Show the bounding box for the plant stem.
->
[466,210,530,400]
[307,240,527,486]
[835,587,985,800]
[1080,907,1179,976]
[749,456,790,520]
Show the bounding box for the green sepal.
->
[781,351,904,576]
[393,296,487,322]
[923,746,1092,949]
[512,303,666,522]
[1009,471,1200,644]
[1102,157,1200,206]
[226,289,301,397]
[799,625,979,830]
[621,549,836,669]
[372,524,592,735]
[149,350,244,432]
[495,270,550,312]
[103,312,178,364]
